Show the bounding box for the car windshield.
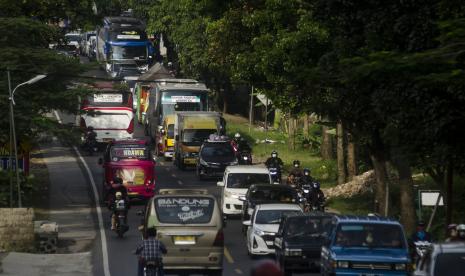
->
[65,34,81,42]
[285,217,333,237]
[249,187,296,203]
[111,45,147,60]
[155,197,214,224]
[334,223,406,249]
[167,124,174,139]
[183,129,217,144]
[255,209,301,224]
[161,91,208,116]
[201,143,234,157]
[227,173,270,188]
[434,252,465,276]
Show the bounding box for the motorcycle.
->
[413,240,432,267]
[144,260,161,276]
[113,199,129,238]
[268,167,281,184]
[238,150,252,165]
[82,132,98,156]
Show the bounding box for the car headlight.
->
[253,228,265,236]
[337,261,349,268]
[199,159,208,166]
[284,248,302,256]
[395,263,406,270]
[138,64,149,72]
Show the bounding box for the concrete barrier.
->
[34,221,58,253]
[0,208,35,252]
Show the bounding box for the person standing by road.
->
[135,227,167,276]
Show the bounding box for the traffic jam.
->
[58,12,465,276]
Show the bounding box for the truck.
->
[173,112,222,170]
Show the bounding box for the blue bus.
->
[96,16,154,78]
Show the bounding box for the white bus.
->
[79,82,134,142]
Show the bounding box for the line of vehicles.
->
[71,13,464,276]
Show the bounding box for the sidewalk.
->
[0,139,96,275]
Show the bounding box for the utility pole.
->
[249,86,254,134]
[7,70,13,208]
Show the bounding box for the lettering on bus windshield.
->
[162,95,200,103]
[117,30,141,40]
[94,93,123,103]
[111,147,148,160]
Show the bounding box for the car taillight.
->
[128,94,133,108]
[127,119,134,134]
[80,117,87,130]
[213,230,224,247]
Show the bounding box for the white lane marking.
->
[235,268,243,275]
[54,110,111,276]
[171,173,176,178]
[72,146,111,276]
[177,180,183,185]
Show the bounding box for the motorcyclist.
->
[232,133,252,153]
[301,168,314,185]
[445,224,459,242]
[287,160,303,187]
[457,224,465,241]
[85,126,97,143]
[108,177,130,230]
[309,181,325,209]
[410,221,433,243]
[265,151,283,182]
[136,227,167,276]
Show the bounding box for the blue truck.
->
[321,215,411,276]
[96,16,154,78]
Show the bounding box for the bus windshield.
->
[111,45,147,60]
[161,91,208,117]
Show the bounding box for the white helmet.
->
[115,191,122,199]
[234,133,241,139]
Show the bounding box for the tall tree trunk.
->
[391,149,416,234]
[222,88,228,114]
[446,161,453,226]
[303,114,309,138]
[337,122,346,184]
[370,151,389,216]
[346,131,357,181]
[321,125,333,160]
[288,116,295,150]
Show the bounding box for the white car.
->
[244,203,303,256]
[217,165,272,216]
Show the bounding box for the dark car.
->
[55,44,79,58]
[240,184,300,224]
[196,139,238,180]
[414,242,465,276]
[275,213,334,275]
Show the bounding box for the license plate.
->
[184,158,197,165]
[174,236,195,245]
[266,241,274,246]
[128,192,138,196]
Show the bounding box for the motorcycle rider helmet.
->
[312,181,320,189]
[293,160,300,168]
[234,132,241,139]
[87,126,94,131]
[271,150,277,158]
[447,223,457,230]
[115,191,122,199]
[457,224,465,239]
[303,168,310,176]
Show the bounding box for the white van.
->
[217,165,272,216]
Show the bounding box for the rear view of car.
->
[143,189,223,275]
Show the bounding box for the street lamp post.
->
[7,70,46,208]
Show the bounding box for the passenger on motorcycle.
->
[446,224,459,242]
[232,133,252,153]
[108,177,130,231]
[136,227,167,276]
[410,221,432,242]
[85,126,97,142]
[287,160,303,187]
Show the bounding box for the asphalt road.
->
[64,59,316,275]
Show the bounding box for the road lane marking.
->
[224,247,234,264]
[54,111,111,276]
[73,147,111,276]
[235,268,243,274]
[171,173,176,178]
[177,180,183,185]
